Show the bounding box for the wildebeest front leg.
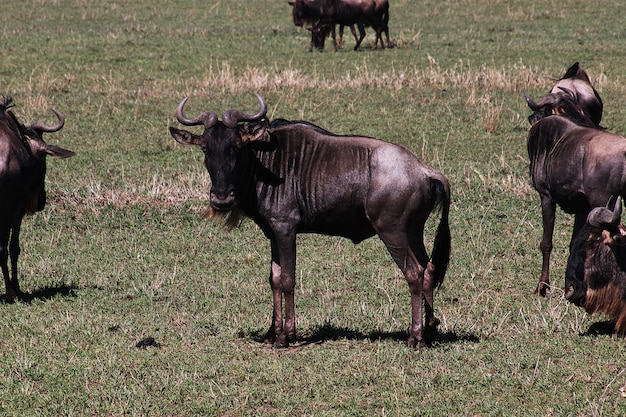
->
[0,224,21,303]
[264,248,282,345]
[564,213,590,304]
[0,236,11,302]
[265,235,297,348]
[536,196,556,297]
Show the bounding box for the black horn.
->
[30,109,65,133]
[222,94,267,128]
[588,196,623,228]
[175,97,218,128]
[524,92,543,110]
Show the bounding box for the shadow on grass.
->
[243,321,480,347]
[583,320,616,337]
[0,284,79,304]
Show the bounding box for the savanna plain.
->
[2,0,626,415]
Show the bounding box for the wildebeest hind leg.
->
[536,198,556,296]
[379,232,427,347]
[410,234,439,344]
[353,23,366,51]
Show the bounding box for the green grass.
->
[1,0,626,415]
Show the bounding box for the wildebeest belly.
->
[297,204,377,243]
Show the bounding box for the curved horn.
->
[588,196,623,228]
[524,92,543,110]
[30,109,65,133]
[222,94,267,128]
[556,86,577,100]
[175,97,218,128]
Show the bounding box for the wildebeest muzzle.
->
[210,188,236,211]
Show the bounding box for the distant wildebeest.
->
[524,88,626,301]
[548,62,603,128]
[170,94,451,348]
[567,196,626,335]
[0,97,75,302]
[310,0,390,51]
[289,0,389,51]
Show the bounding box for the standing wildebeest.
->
[311,0,391,51]
[169,94,451,348]
[289,0,388,51]
[566,196,626,335]
[0,97,75,302]
[549,62,603,127]
[525,89,626,300]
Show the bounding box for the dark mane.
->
[0,96,15,123]
[528,91,598,129]
[0,96,14,112]
[270,118,344,137]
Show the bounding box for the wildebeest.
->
[549,62,603,127]
[289,0,388,51]
[525,89,626,300]
[0,97,75,302]
[310,0,391,51]
[170,94,451,348]
[567,196,626,335]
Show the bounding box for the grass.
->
[1,0,626,415]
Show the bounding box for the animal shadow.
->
[1,284,79,304]
[245,322,480,347]
[583,320,617,337]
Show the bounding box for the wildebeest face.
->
[310,22,331,50]
[566,197,625,306]
[202,124,243,211]
[25,137,75,213]
[170,95,268,212]
[524,89,591,127]
[19,110,75,213]
[288,0,307,26]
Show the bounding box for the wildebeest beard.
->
[582,229,626,334]
[204,140,284,230]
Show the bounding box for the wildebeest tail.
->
[430,174,451,289]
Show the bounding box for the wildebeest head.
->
[568,196,626,334]
[550,62,603,127]
[310,21,332,50]
[524,87,595,128]
[0,97,75,213]
[525,63,603,128]
[288,0,321,27]
[169,94,268,215]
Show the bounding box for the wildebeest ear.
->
[240,121,269,143]
[26,138,75,159]
[288,1,294,5]
[169,127,203,146]
[44,144,75,159]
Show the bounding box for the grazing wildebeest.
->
[289,0,387,51]
[0,97,75,302]
[170,94,451,348]
[311,0,391,51]
[549,62,603,127]
[525,89,626,300]
[566,196,626,335]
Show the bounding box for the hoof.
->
[272,333,292,348]
[534,283,548,297]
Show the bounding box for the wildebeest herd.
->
[2,42,626,346]
[289,0,392,51]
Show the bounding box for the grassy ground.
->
[1,0,626,415]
